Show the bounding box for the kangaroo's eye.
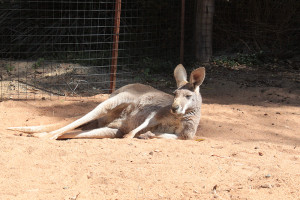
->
[185,95,192,99]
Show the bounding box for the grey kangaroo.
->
[8,64,205,140]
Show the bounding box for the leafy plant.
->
[32,58,45,69]
[4,63,15,72]
[212,51,266,67]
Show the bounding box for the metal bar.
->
[109,0,122,93]
[180,0,185,64]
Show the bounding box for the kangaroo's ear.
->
[189,67,205,90]
[174,64,188,88]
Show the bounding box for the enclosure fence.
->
[1,0,298,100]
[0,0,193,100]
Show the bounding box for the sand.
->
[0,67,299,200]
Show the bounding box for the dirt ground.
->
[0,64,300,200]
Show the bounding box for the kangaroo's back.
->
[110,83,159,97]
[110,83,173,107]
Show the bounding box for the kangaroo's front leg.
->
[123,112,157,139]
[45,93,134,139]
[138,131,178,140]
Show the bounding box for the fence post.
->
[195,0,214,62]
[109,0,122,93]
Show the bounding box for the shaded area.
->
[201,63,300,106]
[214,0,300,59]
[1,65,299,146]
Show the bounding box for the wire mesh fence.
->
[1,0,298,100]
[0,0,193,100]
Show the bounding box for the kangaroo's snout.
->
[171,105,179,113]
[171,101,185,115]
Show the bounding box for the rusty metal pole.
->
[180,0,185,64]
[109,0,122,93]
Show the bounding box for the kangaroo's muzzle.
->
[171,105,179,113]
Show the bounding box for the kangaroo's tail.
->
[7,116,81,134]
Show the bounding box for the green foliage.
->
[32,58,45,69]
[4,63,15,72]
[212,51,267,67]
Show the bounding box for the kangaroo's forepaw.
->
[123,132,135,139]
[138,131,156,139]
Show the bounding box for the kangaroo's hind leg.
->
[41,93,134,139]
[56,127,123,140]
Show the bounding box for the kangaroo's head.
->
[171,64,205,115]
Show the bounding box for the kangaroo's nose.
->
[172,105,179,113]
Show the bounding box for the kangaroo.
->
[8,64,205,140]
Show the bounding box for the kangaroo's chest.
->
[144,114,184,134]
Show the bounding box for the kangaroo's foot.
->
[32,132,53,139]
[56,127,122,139]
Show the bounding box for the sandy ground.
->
[0,66,300,200]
